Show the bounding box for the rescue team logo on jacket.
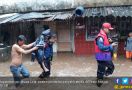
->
[94,30,112,61]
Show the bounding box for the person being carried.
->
[31,28,51,78]
[10,35,38,87]
[39,32,56,78]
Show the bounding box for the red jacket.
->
[95,30,110,52]
[94,30,112,61]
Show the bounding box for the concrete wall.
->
[76,0,132,6]
[0,0,132,14]
[56,21,72,52]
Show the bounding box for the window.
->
[86,26,100,41]
[86,16,100,41]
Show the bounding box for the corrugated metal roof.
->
[84,6,132,17]
[0,12,72,23]
[51,13,72,20]
[10,12,52,22]
[42,12,72,21]
[0,13,17,19]
[54,13,72,20]
[0,13,21,24]
[1,5,132,24]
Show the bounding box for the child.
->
[125,32,132,60]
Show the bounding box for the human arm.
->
[22,42,35,49]
[96,37,113,51]
[15,45,38,54]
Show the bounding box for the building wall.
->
[56,21,72,52]
[0,22,35,45]
[74,29,95,55]
[1,0,132,14]
[74,29,125,55]
[74,16,127,55]
[0,23,17,45]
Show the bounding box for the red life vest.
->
[95,30,110,52]
[94,30,112,61]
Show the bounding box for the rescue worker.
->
[44,32,56,77]
[39,32,56,78]
[94,23,118,87]
[31,28,51,78]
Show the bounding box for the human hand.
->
[108,38,113,43]
[111,42,118,47]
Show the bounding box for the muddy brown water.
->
[0,52,131,77]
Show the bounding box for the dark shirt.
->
[44,43,53,59]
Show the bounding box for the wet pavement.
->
[0,52,132,77]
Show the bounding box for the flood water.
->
[0,52,131,77]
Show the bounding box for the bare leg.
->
[38,61,49,78]
[38,61,49,72]
[42,61,49,72]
